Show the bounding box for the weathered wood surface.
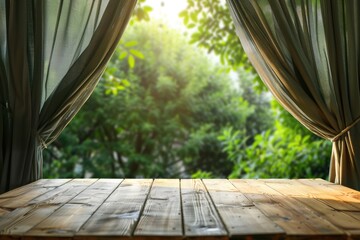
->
[204,179,284,238]
[134,179,182,237]
[77,179,152,238]
[0,178,360,239]
[181,179,227,237]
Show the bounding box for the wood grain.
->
[134,179,182,237]
[77,179,152,237]
[0,179,71,209]
[25,179,121,237]
[181,179,227,237]
[297,179,360,211]
[231,179,344,238]
[203,179,284,239]
[1,178,359,239]
[264,179,360,229]
[272,179,360,235]
[0,179,97,235]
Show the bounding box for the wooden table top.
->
[0,178,360,239]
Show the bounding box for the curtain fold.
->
[227,0,360,189]
[0,0,136,193]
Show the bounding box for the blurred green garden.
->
[43,0,331,180]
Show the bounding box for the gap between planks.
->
[2,179,101,236]
[230,179,347,239]
[76,179,153,238]
[2,178,360,240]
[203,179,284,239]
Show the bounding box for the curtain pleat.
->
[0,0,136,193]
[228,0,360,189]
[39,0,136,145]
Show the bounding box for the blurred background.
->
[43,0,331,180]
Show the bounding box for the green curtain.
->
[227,0,360,189]
[0,0,136,193]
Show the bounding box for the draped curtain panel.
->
[0,0,136,193]
[227,0,360,189]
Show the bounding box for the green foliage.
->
[191,170,213,178]
[219,102,331,179]
[181,0,331,179]
[103,4,150,96]
[131,0,152,23]
[43,21,250,178]
[270,100,317,138]
[180,0,267,92]
[44,1,333,180]
[237,68,273,142]
[217,127,247,163]
[179,0,245,67]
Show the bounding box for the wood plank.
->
[1,178,359,240]
[230,179,344,239]
[25,179,122,237]
[301,179,360,204]
[308,179,360,229]
[134,179,182,238]
[0,179,70,199]
[0,179,97,236]
[297,179,360,212]
[314,179,360,196]
[180,179,227,238]
[0,179,71,209]
[203,179,284,239]
[265,179,360,228]
[266,180,360,237]
[76,179,153,237]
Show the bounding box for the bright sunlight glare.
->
[146,0,188,30]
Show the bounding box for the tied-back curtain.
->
[227,0,360,189]
[0,0,136,193]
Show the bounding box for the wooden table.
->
[0,179,360,239]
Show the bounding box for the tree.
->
[237,68,273,143]
[219,110,331,179]
[181,0,332,179]
[179,0,245,67]
[43,21,251,178]
[179,0,265,92]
